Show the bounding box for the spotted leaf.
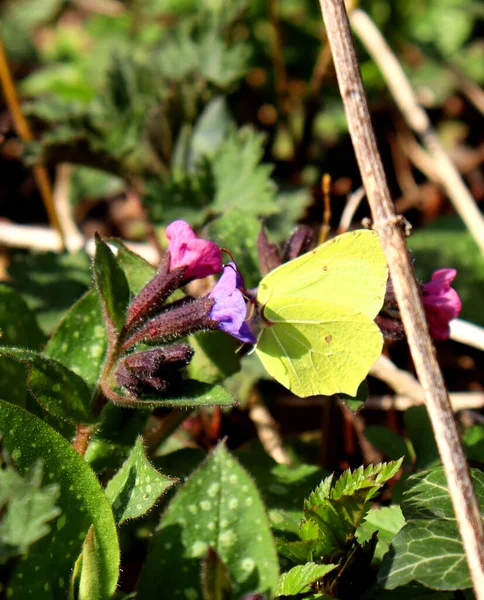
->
[0,400,119,599]
[105,436,177,524]
[137,441,279,599]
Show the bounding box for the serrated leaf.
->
[0,460,60,563]
[44,289,107,391]
[93,234,130,335]
[0,347,95,424]
[8,250,92,334]
[186,96,233,171]
[0,285,45,405]
[356,505,405,563]
[208,209,262,288]
[379,467,484,590]
[277,563,338,595]
[339,381,369,413]
[212,128,277,216]
[137,441,279,599]
[0,400,119,598]
[105,437,177,524]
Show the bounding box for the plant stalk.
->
[317,0,484,595]
[0,32,66,248]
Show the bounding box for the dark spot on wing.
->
[325,335,332,343]
[322,265,328,271]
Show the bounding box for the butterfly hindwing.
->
[255,296,383,398]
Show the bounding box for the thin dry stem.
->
[350,9,484,256]
[366,393,484,411]
[53,164,84,252]
[337,186,365,233]
[450,318,484,352]
[0,222,159,264]
[248,388,292,465]
[0,32,66,248]
[319,1,484,594]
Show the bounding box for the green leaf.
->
[137,441,279,599]
[339,381,369,413]
[105,437,177,524]
[207,208,262,288]
[187,331,241,385]
[0,459,60,563]
[84,403,151,473]
[211,128,277,216]
[237,452,324,538]
[364,426,411,466]
[0,400,119,599]
[404,405,440,469]
[379,467,484,590]
[8,250,92,334]
[78,527,102,600]
[109,241,156,294]
[408,215,484,326]
[116,380,236,409]
[0,347,95,424]
[277,563,338,595]
[356,505,406,563]
[266,188,314,242]
[44,289,107,391]
[93,234,130,335]
[463,424,484,463]
[186,96,233,171]
[0,285,45,405]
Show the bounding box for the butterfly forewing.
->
[257,230,387,319]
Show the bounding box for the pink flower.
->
[166,220,223,280]
[422,269,462,340]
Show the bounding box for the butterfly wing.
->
[255,296,383,397]
[257,230,387,319]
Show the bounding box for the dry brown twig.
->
[349,8,484,256]
[0,33,66,248]
[248,388,293,466]
[318,0,484,595]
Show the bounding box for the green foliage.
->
[0,286,45,406]
[379,467,484,591]
[277,563,338,596]
[0,400,119,598]
[357,505,406,563]
[277,460,403,596]
[8,251,92,335]
[0,457,60,564]
[137,441,279,599]
[105,437,177,524]
[93,234,130,336]
[0,347,95,424]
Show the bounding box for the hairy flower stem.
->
[318,1,484,595]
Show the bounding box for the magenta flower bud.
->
[124,259,186,332]
[422,268,462,340]
[122,297,218,349]
[209,263,256,344]
[166,220,223,280]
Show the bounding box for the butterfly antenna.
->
[220,248,236,263]
[318,173,332,244]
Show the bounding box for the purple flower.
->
[209,263,256,344]
[423,268,462,340]
[166,220,223,279]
